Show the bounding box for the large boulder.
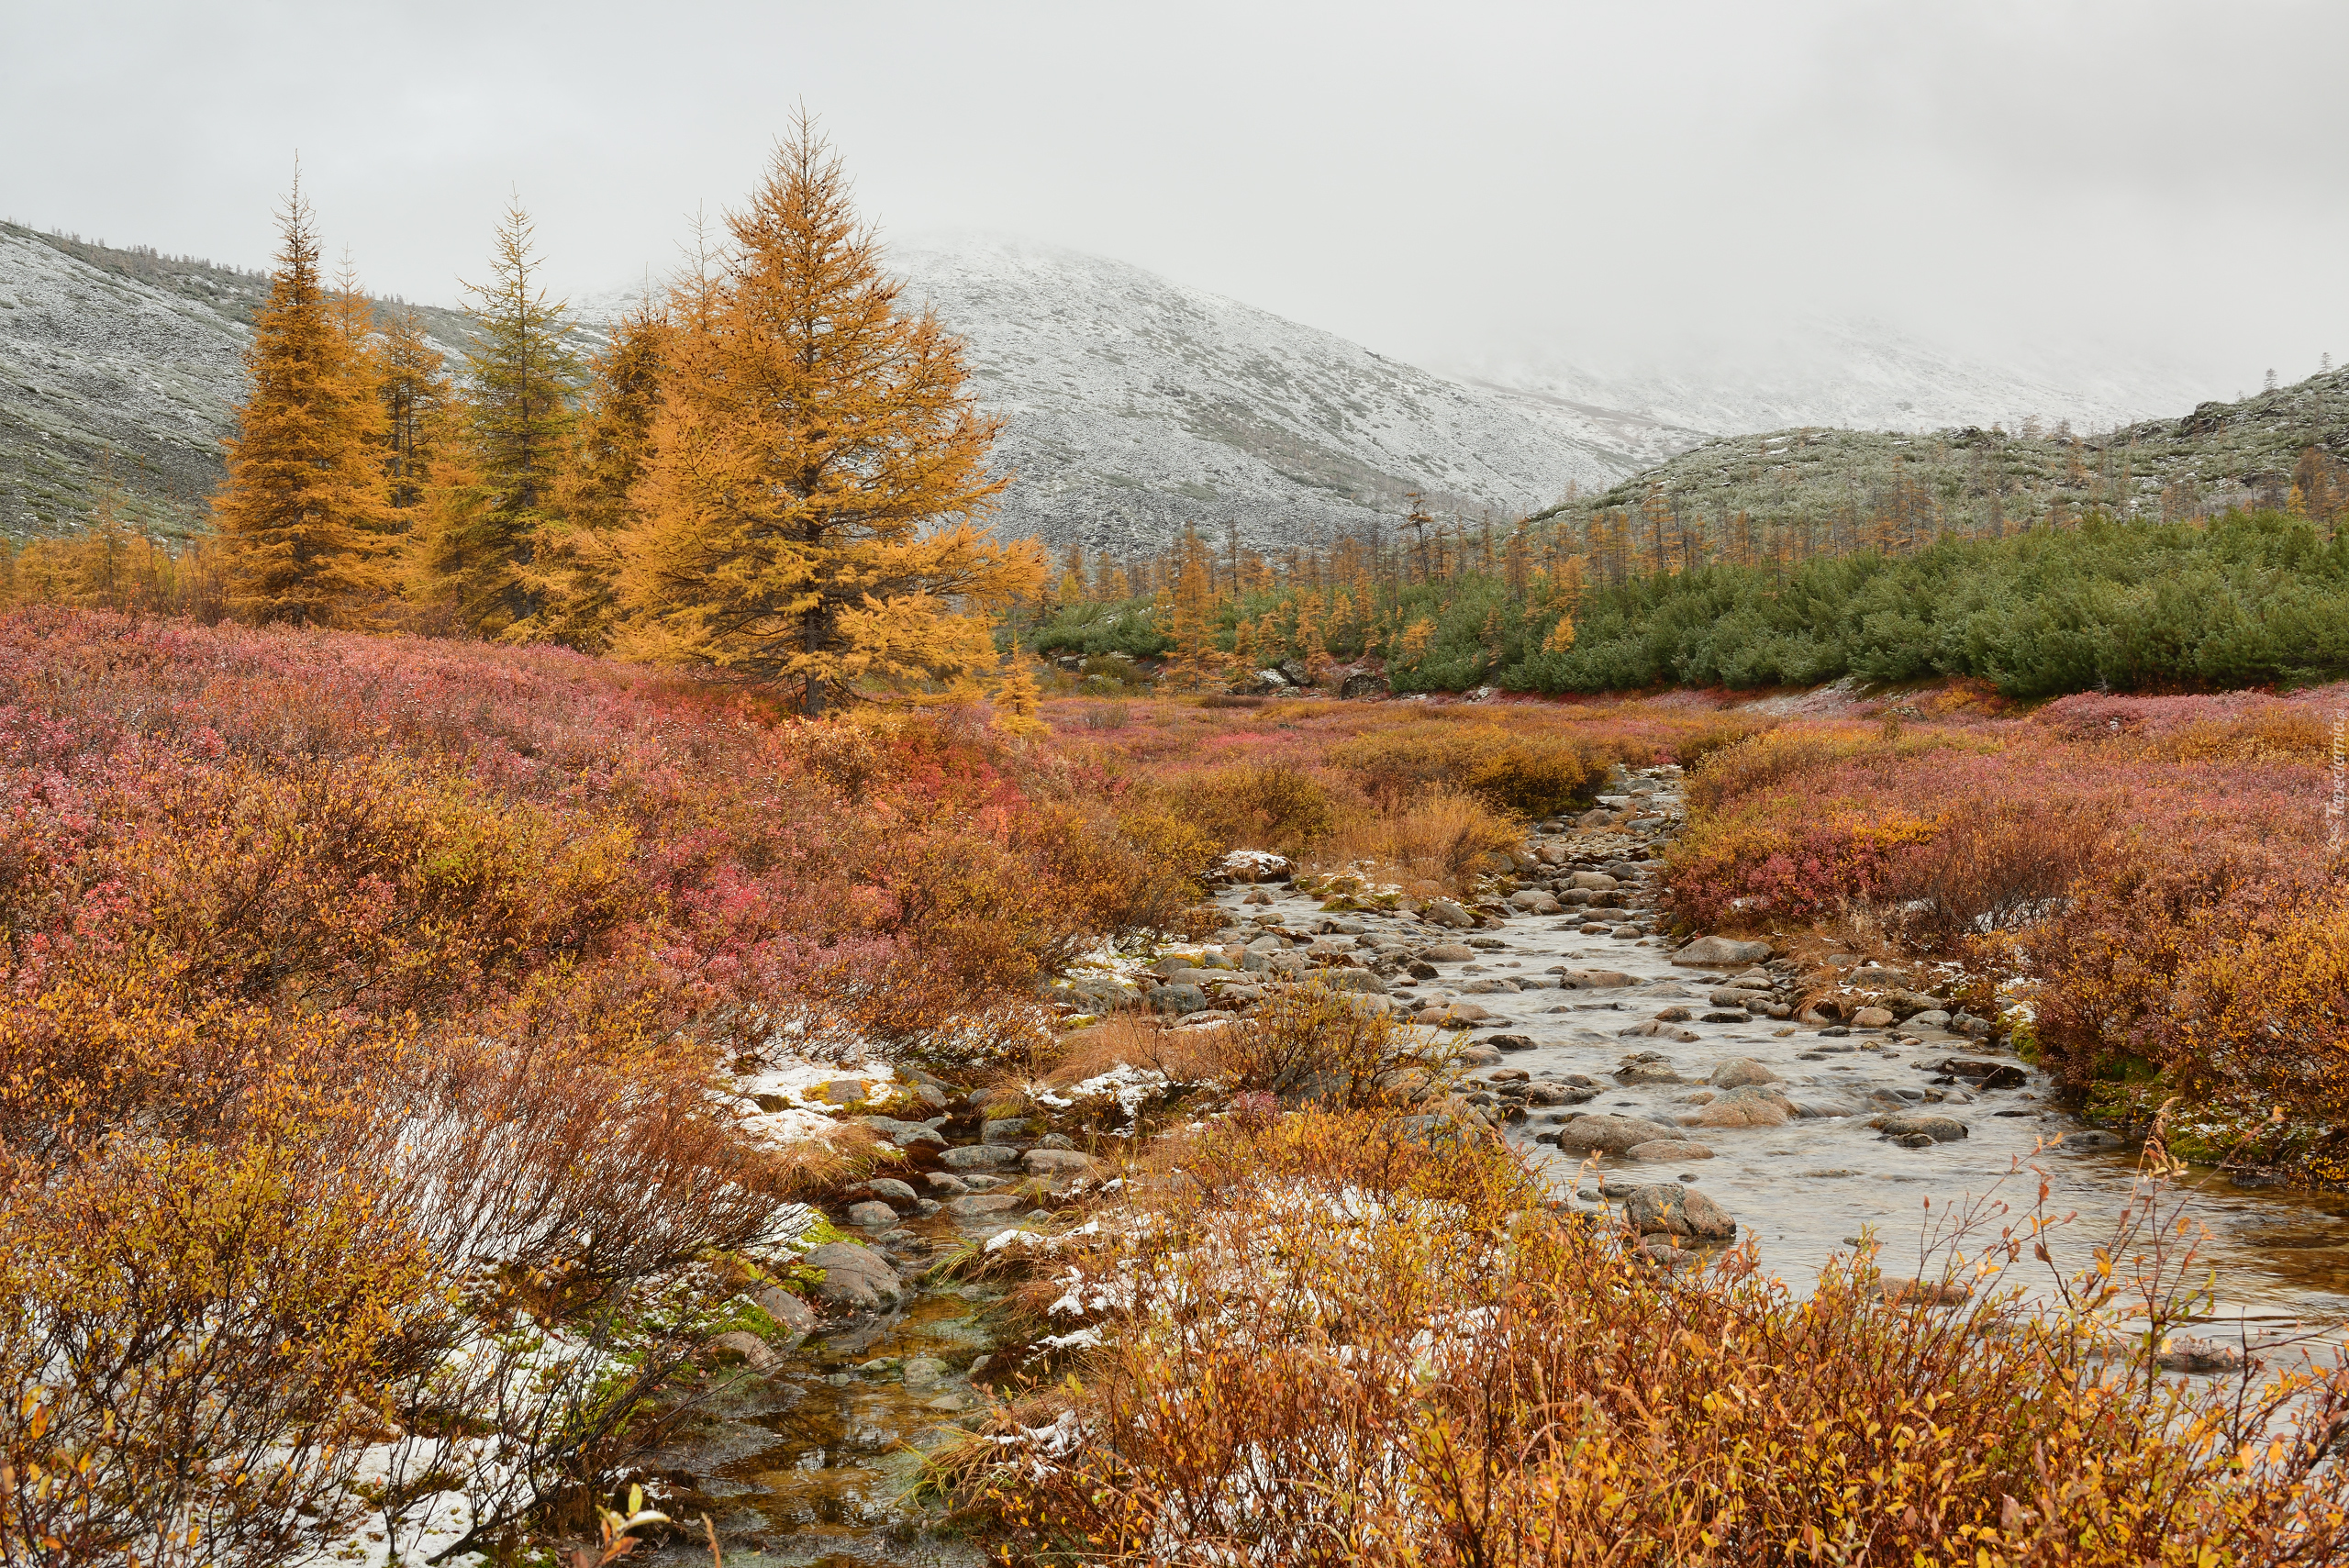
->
[941,1143,1020,1172]
[1421,900,1477,929]
[1508,889,1564,914]
[1708,1058,1781,1088]
[1022,1147,1097,1176]
[1624,1140,1715,1162]
[1339,672,1389,700]
[1551,1113,1675,1155]
[1877,1112,1968,1143]
[1673,936,1774,967]
[802,1241,907,1312]
[1623,1184,1738,1240]
[1569,872,1620,891]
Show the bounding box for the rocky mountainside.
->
[1468,319,2222,445]
[873,237,1678,555]
[1532,366,2349,538]
[0,223,478,539]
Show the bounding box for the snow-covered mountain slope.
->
[0,223,482,539]
[0,224,255,535]
[880,237,1664,555]
[1462,319,2223,443]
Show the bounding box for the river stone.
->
[1420,942,1476,962]
[1152,984,1211,1014]
[860,1117,945,1149]
[925,1171,971,1194]
[816,1078,873,1105]
[1683,1096,1790,1129]
[855,1177,921,1207]
[1508,889,1564,914]
[1933,1056,2028,1090]
[1624,1184,1738,1240]
[1614,1054,1685,1084]
[900,1355,950,1389]
[947,1194,1026,1217]
[1878,1112,1968,1143]
[1851,1006,1898,1029]
[1486,1033,1538,1053]
[707,1329,778,1370]
[1673,936,1773,967]
[1624,1139,1715,1162]
[1708,1057,1781,1088]
[1023,1148,1097,1175]
[1319,968,1390,995]
[1569,872,1620,891]
[1459,978,1519,994]
[1652,1005,1694,1022]
[1909,1009,1953,1029]
[941,1143,1019,1171]
[2060,1129,2124,1151]
[1554,969,1636,989]
[1552,1114,1673,1155]
[754,1285,818,1345]
[981,1118,1036,1145]
[1422,900,1476,929]
[802,1241,907,1311]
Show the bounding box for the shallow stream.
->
[634,762,2349,1562]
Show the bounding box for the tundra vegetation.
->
[6,114,2349,1568]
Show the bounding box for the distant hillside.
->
[0,223,488,539]
[841,236,1668,555]
[1532,367,2349,546]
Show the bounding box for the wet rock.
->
[1552,1113,1675,1155]
[1683,1095,1790,1129]
[2060,1129,2124,1152]
[754,1285,818,1346]
[2156,1337,2251,1373]
[1023,1148,1097,1176]
[1420,942,1475,962]
[852,1177,921,1207]
[1875,1277,1971,1307]
[1877,1113,1969,1143]
[1508,889,1564,914]
[1406,960,1440,979]
[1932,1057,2028,1090]
[1486,1032,1538,1052]
[1422,900,1476,929]
[1613,1054,1686,1084]
[1708,1058,1781,1088]
[707,1329,778,1370]
[1553,968,1637,989]
[1152,984,1211,1014]
[947,1194,1026,1217]
[1652,1005,1693,1022]
[846,1200,899,1229]
[925,1171,971,1194]
[1624,1139,1715,1162]
[1624,1184,1738,1240]
[803,1241,907,1312]
[901,1355,950,1389]
[1570,872,1620,891]
[1458,977,1519,994]
[1851,1006,1897,1029]
[981,1118,1036,1145]
[1674,936,1773,967]
[1319,968,1391,995]
[1697,1010,1749,1024]
[941,1144,1020,1172]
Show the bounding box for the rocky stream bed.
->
[624,762,2349,1566]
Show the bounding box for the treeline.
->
[1027,508,2349,699]
[9,119,1041,713]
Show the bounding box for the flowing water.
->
[638,761,2349,1562]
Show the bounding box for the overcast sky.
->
[7,1,2343,395]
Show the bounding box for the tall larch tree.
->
[212,176,394,625]
[373,309,451,515]
[508,298,671,650]
[414,197,581,635]
[614,116,1043,712]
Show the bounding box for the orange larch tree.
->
[212,176,394,626]
[614,116,1042,712]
